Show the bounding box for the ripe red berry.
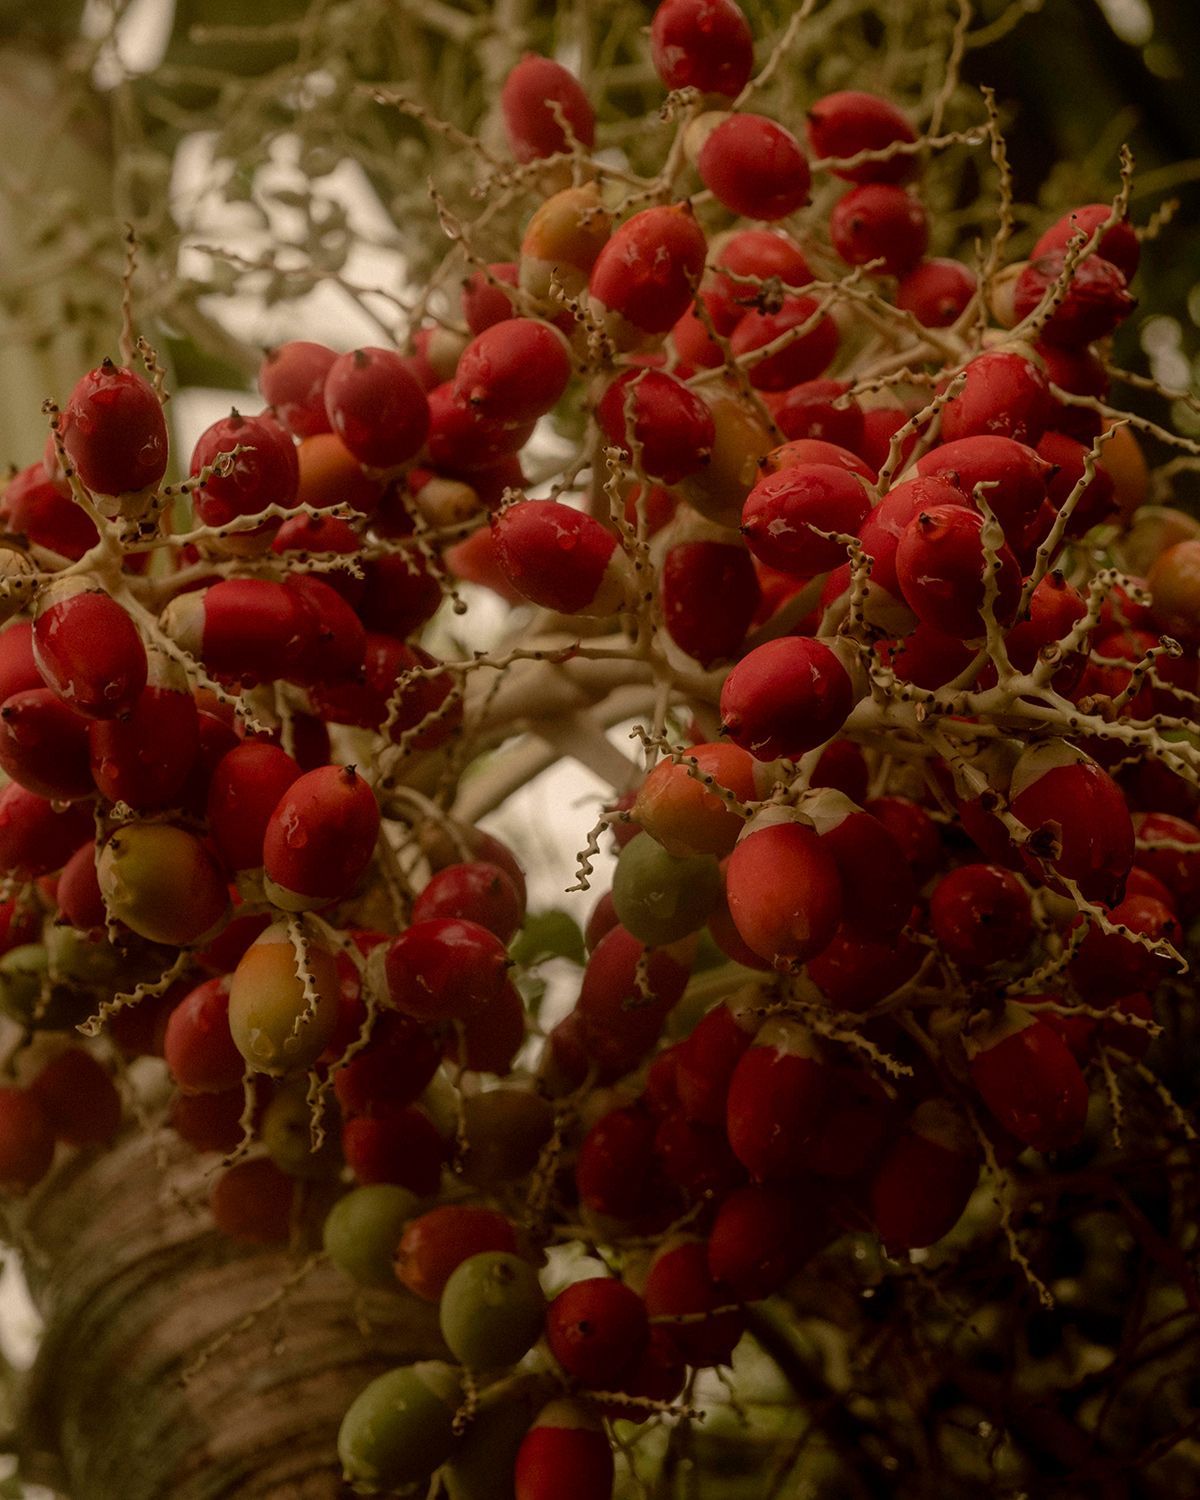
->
[967,1006,1089,1154]
[574,925,691,1081]
[514,1399,614,1500]
[545,1276,648,1387]
[452,318,572,425]
[720,636,857,761]
[725,817,843,965]
[696,113,811,221]
[916,434,1052,537]
[643,1238,745,1367]
[895,258,977,326]
[589,204,708,347]
[595,369,715,484]
[29,1047,121,1147]
[894,503,1022,638]
[323,347,430,469]
[726,1018,831,1179]
[262,765,379,911]
[930,863,1033,970]
[258,340,337,438]
[500,54,595,163]
[805,90,917,184]
[805,793,914,943]
[0,1088,55,1192]
[190,408,300,542]
[1132,812,1200,917]
[460,262,519,334]
[576,1107,664,1221]
[0,688,92,801]
[938,349,1053,447]
[869,1099,980,1252]
[0,783,93,879]
[770,379,864,449]
[206,741,303,873]
[33,579,147,720]
[381,918,510,1023]
[395,1204,518,1302]
[1013,252,1135,349]
[59,359,168,501]
[163,977,245,1095]
[650,0,754,98]
[309,633,460,750]
[830,185,928,275]
[1032,204,1140,283]
[661,538,759,666]
[707,1184,818,1300]
[491,500,630,615]
[729,296,839,390]
[412,861,525,945]
[3,462,98,560]
[1069,893,1182,998]
[88,657,199,810]
[161,577,312,686]
[633,741,757,859]
[342,1108,444,1195]
[741,462,872,575]
[333,1009,441,1118]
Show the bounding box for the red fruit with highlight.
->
[894,503,1022,638]
[589,205,708,346]
[967,1007,1089,1153]
[452,318,572,425]
[501,54,595,163]
[258,341,336,438]
[381,918,510,1023]
[34,581,147,720]
[164,977,244,1095]
[725,1019,831,1179]
[0,688,93,801]
[830,185,928,275]
[595,369,715,484]
[896,259,977,326]
[394,1204,518,1302]
[207,741,303,873]
[492,500,629,616]
[661,538,759,667]
[741,462,871,575]
[323,347,430,470]
[730,296,839,391]
[938,350,1053,447]
[697,114,811,220]
[545,1277,648,1387]
[650,0,754,97]
[806,90,917,184]
[720,636,856,761]
[262,765,380,911]
[342,1107,444,1195]
[60,360,168,500]
[644,1238,745,1367]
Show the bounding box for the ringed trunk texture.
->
[12,1129,443,1500]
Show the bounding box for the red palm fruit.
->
[190,408,299,543]
[857,476,962,598]
[227,920,340,1075]
[309,633,465,750]
[650,0,754,97]
[1069,894,1182,998]
[858,405,918,473]
[806,90,916,183]
[279,574,366,688]
[808,922,922,1009]
[333,1010,440,1118]
[1036,342,1109,439]
[576,1106,663,1221]
[421,823,528,909]
[452,319,572,426]
[357,549,443,640]
[546,1277,648,1387]
[654,1109,743,1202]
[765,436,875,482]
[60,360,168,502]
[1076,627,1195,721]
[1013,252,1134,349]
[967,1005,1089,1153]
[0,622,42,704]
[930,863,1032,970]
[179,706,240,818]
[0,688,92,800]
[720,636,857,761]
[88,660,200,810]
[443,976,527,1075]
[645,1045,682,1115]
[878,620,975,690]
[196,910,272,978]
[707,1184,822,1300]
[896,258,977,326]
[161,577,312,686]
[804,792,914,943]
[0,784,92,879]
[52,843,104,934]
[514,1400,614,1500]
[670,292,725,370]
[163,977,244,1095]
[1037,429,1117,536]
[1016,993,1095,1059]
[895,503,1022,637]
[272,508,365,596]
[380,918,510,1023]
[168,1087,246,1154]
[916,434,1051,537]
[1003,570,1088,683]
[632,741,756,858]
[674,995,760,1124]
[864,795,942,883]
[595,369,715,484]
[207,741,303,873]
[1124,864,1177,910]
[709,230,813,329]
[706,874,773,970]
[258,340,336,437]
[394,1204,518,1302]
[0,1088,54,1191]
[98,822,229,946]
[575,925,692,1080]
[445,524,525,603]
[1009,740,1134,906]
[939,349,1054,446]
[294,431,384,516]
[696,113,811,220]
[730,296,839,391]
[661,538,759,667]
[741,462,872,575]
[262,765,379,911]
[500,54,594,162]
[29,1047,121,1147]
[726,1018,831,1178]
[644,1238,745,1366]
[830,185,928,275]
[342,1107,444,1195]
[491,500,631,616]
[725,817,843,966]
[588,205,708,348]
[425,383,536,471]
[33,579,147,719]
[322,347,430,469]
[460,262,518,334]
[803,1069,894,1179]
[3,462,98,559]
[1132,812,1200,917]
[771,379,864,450]
[1032,204,1140,282]
[210,1158,294,1245]
[520,183,612,303]
[412,861,524,944]
[869,1099,980,1252]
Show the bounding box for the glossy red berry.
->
[412,861,524,945]
[88,658,199,810]
[1013,252,1135,349]
[262,765,379,911]
[491,500,630,616]
[258,340,337,438]
[206,741,303,873]
[163,977,245,1095]
[830,185,928,275]
[726,1019,831,1179]
[1032,204,1140,282]
[190,409,300,540]
[589,205,708,347]
[643,1238,745,1367]
[60,360,168,500]
[545,1277,648,1387]
[725,817,843,966]
[805,90,917,184]
[514,1400,614,1500]
[394,1204,518,1302]
[501,54,595,163]
[161,577,312,687]
[930,863,1032,970]
[650,0,754,98]
[0,688,92,801]
[697,113,811,220]
[3,463,97,560]
[0,783,93,879]
[938,350,1053,447]
[967,1006,1089,1154]
[661,538,759,667]
[895,503,1022,637]
[720,636,857,761]
[323,347,430,469]
[381,918,510,1023]
[741,462,872,575]
[460,262,519,334]
[729,296,839,391]
[452,319,572,425]
[342,1107,444,1195]
[869,1099,980,1252]
[34,580,147,720]
[895,258,977,326]
[595,369,715,484]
